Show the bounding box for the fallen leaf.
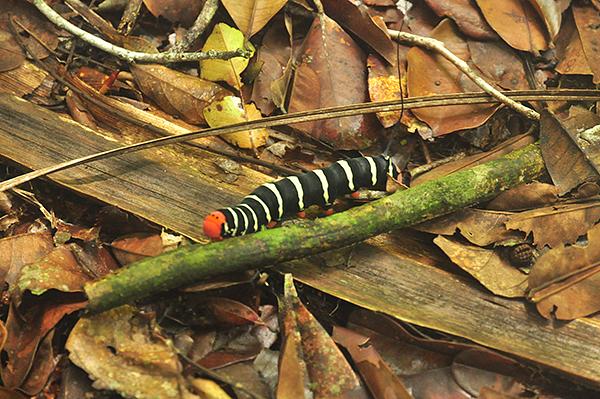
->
[486,182,559,211]
[288,14,380,149]
[66,305,198,398]
[475,0,548,53]
[131,64,231,125]
[424,0,497,39]
[572,3,600,83]
[539,109,599,194]
[203,96,269,148]
[15,245,92,296]
[415,208,523,247]
[467,40,529,90]
[221,0,287,38]
[407,19,499,136]
[204,297,262,326]
[529,0,571,39]
[110,233,171,265]
[200,23,255,88]
[19,329,58,395]
[250,18,292,115]
[332,326,413,399]
[555,10,593,77]
[278,274,368,398]
[505,201,600,248]
[142,0,202,25]
[190,379,232,399]
[528,223,600,319]
[0,231,53,288]
[65,91,97,130]
[367,53,402,127]
[434,236,528,298]
[217,362,272,398]
[0,30,24,72]
[1,293,86,389]
[412,134,534,185]
[321,0,397,64]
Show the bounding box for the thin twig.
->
[387,29,540,121]
[117,0,143,35]
[31,0,250,63]
[1,89,599,192]
[410,152,467,178]
[170,0,219,52]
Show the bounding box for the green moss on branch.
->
[85,144,545,313]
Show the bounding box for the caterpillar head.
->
[203,211,227,240]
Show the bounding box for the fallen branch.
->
[388,29,540,121]
[85,143,545,313]
[32,0,250,63]
[170,0,219,52]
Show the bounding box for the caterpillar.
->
[203,155,400,240]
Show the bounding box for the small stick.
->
[31,0,250,63]
[117,0,143,35]
[170,0,219,52]
[388,29,540,121]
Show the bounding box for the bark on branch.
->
[85,144,546,313]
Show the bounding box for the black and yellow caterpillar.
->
[203,155,400,239]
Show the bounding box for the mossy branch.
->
[85,144,545,313]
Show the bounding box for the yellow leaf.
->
[200,23,255,87]
[203,96,269,148]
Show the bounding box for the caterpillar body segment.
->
[203,155,400,240]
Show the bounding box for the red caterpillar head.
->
[203,211,227,240]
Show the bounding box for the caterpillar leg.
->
[323,207,335,216]
[297,211,306,218]
[267,220,278,228]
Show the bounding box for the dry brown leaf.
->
[142,0,202,25]
[407,19,499,136]
[475,0,548,53]
[486,182,559,211]
[528,0,571,39]
[131,64,230,125]
[288,14,379,149]
[111,233,168,265]
[539,109,599,195]
[277,274,368,398]
[528,223,600,319]
[415,208,523,247]
[412,134,534,185]
[572,3,600,84]
[332,326,413,399]
[0,31,24,72]
[321,0,397,64]
[434,236,528,298]
[506,201,600,248]
[467,40,529,90]
[221,0,287,37]
[0,232,53,288]
[555,10,593,77]
[424,0,497,40]
[204,297,261,326]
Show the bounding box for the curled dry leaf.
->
[142,0,202,25]
[221,0,287,38]
[190,379,232,399]
[415,208,523,247]
[204,297,262,326]
[288,14,380,150]
[486,182,559,211]
[332,326,413,399]
[66,305,198,399]
[528,223,600,320]
[424,0,497,40]
[506,201,600,249]
[203,96,269,148]
[539,110,599,195]
[555,10,593,77]
[475,0,548,53]
[407,19,499,137]
[434,236,528,298]
[277,274,368,398]
[529,0,571,40]
[131,64,230,125]
[110,233,167,265]
[200,23,255,88]
[572,3,600,84]
[321,0,396,64]
[20,328,58,395]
